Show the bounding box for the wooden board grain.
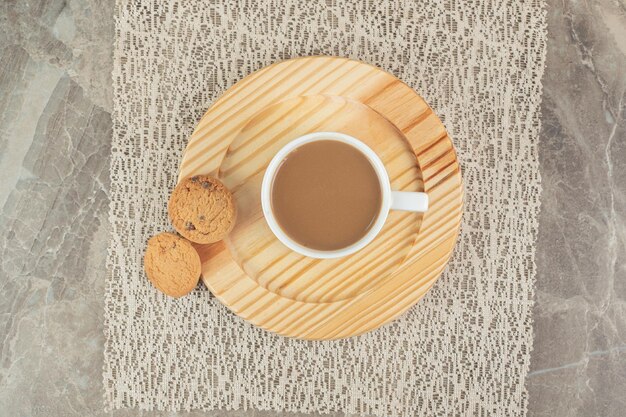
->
[180,56,463,339]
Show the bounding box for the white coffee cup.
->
[261,132,428,259]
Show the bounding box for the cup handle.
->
[390,191,428,212]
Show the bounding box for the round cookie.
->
[168,175,237,244]
[144,232,201,298]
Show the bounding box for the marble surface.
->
[0,0,623,416]
[528,1,626,415]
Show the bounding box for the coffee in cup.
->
[271,139,382,251]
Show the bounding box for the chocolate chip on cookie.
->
[168,175,237,244]
[144,232,201,298]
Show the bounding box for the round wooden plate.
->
[179,56,463,340]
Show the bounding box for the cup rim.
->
[261,131,392,259]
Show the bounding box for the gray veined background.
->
[0,0,624,416]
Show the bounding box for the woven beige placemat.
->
[104,1,546,415]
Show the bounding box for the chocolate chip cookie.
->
[144,232,201,298]
[168,175,237,244]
